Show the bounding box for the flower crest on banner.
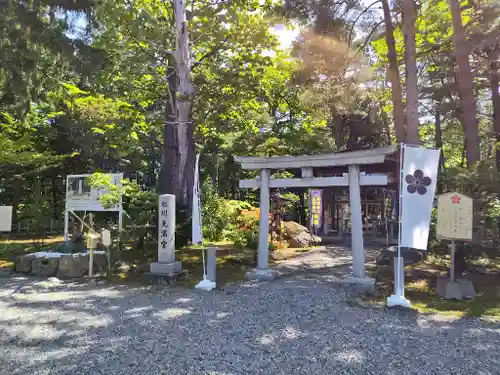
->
[405,169,432,195]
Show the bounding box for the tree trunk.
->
[382,0,406,143]
[299,189,306,226]
[449,0,481,166]
[51,173,59,219]
[162,0,195,209]
[11,177,21,225]
[434,108,445,194]
[434,108,445,169]
[162,58,177,195]
[402,0,420,145]
[488,48,500,170]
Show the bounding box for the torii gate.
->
[234,146,397,283]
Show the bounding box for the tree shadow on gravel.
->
[0,274,499,375]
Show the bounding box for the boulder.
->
[15,254,36,273]
[375,246,425,291]
[57,254,89,279]
[375,246,424,267]
[57,253,108,279]
[92,252,107,273]
[115,261,132,274]
[436,277,476,300]
[282,221,322,248]
[375,264,394,286]
[14,251,108,279]
[31,257,59,277]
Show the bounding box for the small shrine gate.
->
[234,146,398,282]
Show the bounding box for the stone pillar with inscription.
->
[150,194,182,276]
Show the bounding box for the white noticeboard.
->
[0,206,13,232]
[66,174,123,211]
[436,192,473,241]
[64,173,124,241]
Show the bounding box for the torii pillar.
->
[246,168,279,281]
[348,164,365,278]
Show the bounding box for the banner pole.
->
[387,143,411,307]
[194,153,215,291]
[397,143,404,297]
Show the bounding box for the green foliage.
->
[280,191,301,220]
[0,0,98,116]
[89,172,158,249]
[89,173,157,212]
[227,207,261,249]
[17,178,52,244]
[441,160,500,219]
[201,176,251,241]
[429,159,500,260]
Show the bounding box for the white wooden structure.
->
[64,173,123,240]
[234,146,397,281]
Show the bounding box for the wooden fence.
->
[2,220,157,238]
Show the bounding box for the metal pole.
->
[106,246,111,274]
[450,240,455,282]
[89,248,94,279]
[118,209,123,234]
[396,143,405,297]
[64,210,69,241]
[383,189,389,248]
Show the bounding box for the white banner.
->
[192,154,203,245]
[400,145,440,250]
[0,206,13,232]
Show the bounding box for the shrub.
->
[227,207,268,249]
[200,177,252,241]
[89,173,158,250]
[18,177,52,245]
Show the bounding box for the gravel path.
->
[274,246,380,277]
[1,274,499,375]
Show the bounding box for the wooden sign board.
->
[0,206,13,232]
[436,192,473,241]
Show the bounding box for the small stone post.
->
[206,247,217,283]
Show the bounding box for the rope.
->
[68,210,100,236]
[164,121,193,125]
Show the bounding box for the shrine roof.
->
[234,145,398,170]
